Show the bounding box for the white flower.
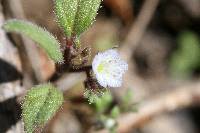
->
[92,49,128,88]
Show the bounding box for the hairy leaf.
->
[73,0,102,36]
[3,19,63,63]
[55,0,78,37]
[22,84,64,133]
[54,0,101,37]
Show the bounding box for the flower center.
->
[97,62,105,73]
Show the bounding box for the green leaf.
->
[55,0,78,37]
[83,88,110,104]
[73,0,102,36]
[110,106,120,118]
[3,19,63,63]
[169,31,200,78]
[121,89,138,112]
[95,91,113,113]
[122,89,133,105]
[54,0,101,37]
[22,84,64,133]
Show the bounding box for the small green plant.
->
[2,0,128,132]
[92,89,137,133]
[170,31,200,78]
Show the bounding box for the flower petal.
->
[92,49,128,88]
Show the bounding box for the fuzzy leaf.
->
[73,0,101,36]
[22,84,64,133]
[55,0,78,37]
[3,19,63,63]
[54,0,101,37]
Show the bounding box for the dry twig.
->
[120,0,160,61]
[55,73,86,91]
